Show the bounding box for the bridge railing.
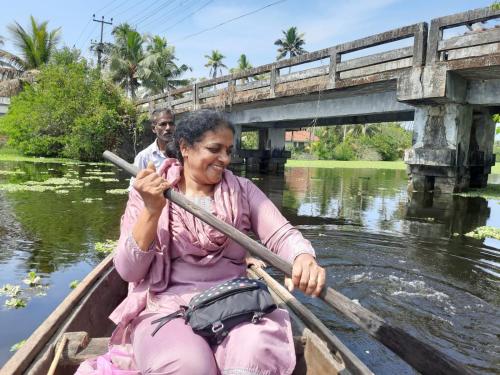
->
[330,23,427,86]
[137,22,427,112]
[427,6,500,64]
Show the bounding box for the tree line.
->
[0,16,415,163]
[0,16,314,161]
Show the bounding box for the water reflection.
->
[0,161,498,373]
[249,167,499,373]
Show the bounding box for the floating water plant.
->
[464,226,500,240]
[0,176,85,193]
[105,189,128,195]
[81,176,119,182]
[69,280,79,289]
[23,271,41,287]
[0,170,24,175]
[84,171,115,176]
[455,185,500,201]
[0,284,20,297]
[95,240,117,254]
[10,339,26,352]
[81,197,103,203]
[5,297,27,309]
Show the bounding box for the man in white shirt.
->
[129,108,176,189]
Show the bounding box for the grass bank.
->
[0,146,99,164]
[286,159,500,175]
[286,159,406,170]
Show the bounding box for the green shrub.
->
[0,59,136,161]
[368,125,411,161]
[332,142,356,160]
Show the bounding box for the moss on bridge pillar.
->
[405,103,480,193]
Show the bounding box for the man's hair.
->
[151,108,175,123]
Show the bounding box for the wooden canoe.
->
[1,254,373,375]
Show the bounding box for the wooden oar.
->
[103,150,474,375]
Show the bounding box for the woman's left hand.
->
[284,253,326,297]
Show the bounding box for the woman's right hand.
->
[134,161,170,215]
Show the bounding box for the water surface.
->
[0,161,498,374]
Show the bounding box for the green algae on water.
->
[95,240,117,254]
[464,226,500,240]
[455,185,500,200]
[5,297,27,309]
[106,188,128,195]
[10,340,26,352]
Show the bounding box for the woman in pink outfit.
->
[79,110,326,375]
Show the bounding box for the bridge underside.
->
[140,6,500,192]
[226,87,415,128]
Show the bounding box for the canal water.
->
[0,160,498,374]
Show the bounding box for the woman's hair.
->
[173,110,235,163]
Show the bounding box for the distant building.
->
[285,130,319,150]
[0,97,10,117]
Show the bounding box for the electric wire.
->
[174,0,287,41]
[160,0,213,33]
[93,0,122,15]
[140,0,200,31]
[113,0,148,19]
[133,0,168,25]
[74,18,92,48]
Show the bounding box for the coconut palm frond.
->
[0,49,27,71]
[274,26,307,61]
[3,15,60,72]
[204,50,227,79]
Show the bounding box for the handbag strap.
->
[150,307,187,336]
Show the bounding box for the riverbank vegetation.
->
[1,50,137,160]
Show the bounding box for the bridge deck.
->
[137,6,500,121]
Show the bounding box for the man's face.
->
[152,112,175,142]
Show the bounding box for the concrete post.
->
[230,123,244,169]
[258,128,288,173]
[405,103,473,193]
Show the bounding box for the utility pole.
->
[92,15,113,69]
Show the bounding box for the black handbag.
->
[151,277,277,344]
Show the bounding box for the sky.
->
[0,0,497,79]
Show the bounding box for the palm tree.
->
[0,16,60,72]
[230,54,253,83]
[204,50,227,79]
[109,23,145,99]
[0,16,60,96]
[274,27,306,73]
[140,35,190,95]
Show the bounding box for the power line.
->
[105,0,135,15]
[94,0,121,15]
[74,18,92,48]
[81,22,99,54]
[139,0,198,30]
[113,0,148,19]
[135,0,173,26]
[160,0,213,34]
[175,0,287,41]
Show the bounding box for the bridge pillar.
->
[405,103,474,193]
[259,128,288,173]
[468,109,496,188]
[230,123,244,169]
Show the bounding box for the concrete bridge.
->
[138,6,500,193]
[0,97,9,116]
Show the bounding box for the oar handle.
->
[103,151,293,274]
[103,151,474,375]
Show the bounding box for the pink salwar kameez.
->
[77,160,315,375]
